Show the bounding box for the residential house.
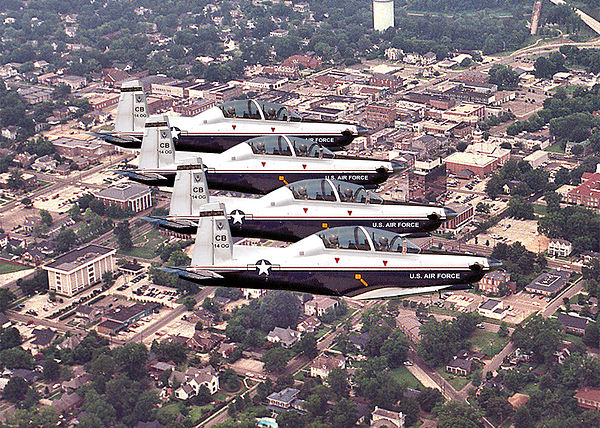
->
[62,373,90,392]
[304,296,339,317]
[310,354,345,378]
[548,239,573,258]
[266,387,304,411]
[52,392,83,414]
[371,406,405,428]
[478,269,515,295]
[446,357,473,376]
[266,327,301,348]
[557,313,589,336]
[297,316,321,333]
[575,387,600,410]
[186,330,225,352]
[30,328,56,351]
[75,304,102,323]
[173,366,219,399]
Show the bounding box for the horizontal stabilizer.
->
[159,267,223,280]
[91,132,142,147]
[113,169,170,182]
[141,216,198,230]
[349,284,472,300]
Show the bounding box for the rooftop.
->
[95,183,151,202]
[45,244,115,272]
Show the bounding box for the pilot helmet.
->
[298,143,307,153]
[227,106,236,116]
[256,141,265,152]
[378,235,389,249]
[298,186,307,197]
[268,107,276,116]
[343,188,353,199]
[328,234,339,246]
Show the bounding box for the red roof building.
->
[575,387,600,410]
[566,172,600,208]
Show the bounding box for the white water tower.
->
[373,0,394,32]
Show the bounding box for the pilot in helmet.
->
[297,143,308,156]
[267,107,276,119]
[226,105,236,117]
[256,141,266,154]
[377,235,389,251]
[328,233,339,248]
[343,188,353,201]
[297,186,308,199]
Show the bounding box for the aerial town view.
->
[2,0,600,427]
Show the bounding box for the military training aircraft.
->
[118,115,404,193]
[163,204,502,300]
[145,167,457,241]
[96,80,366,152]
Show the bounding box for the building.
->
[444,151,498,177]
[523,150,549,169]
[97,302,159,335]
[525,269,571,296]
[575,387,600,410]
[297,316,321,333]
[366,103,397,127]
[548,239,573,258]
[310,354,345,378]
[557,313,589,335]
[95,183,152,213]
[56,75,87,90]
[186,330,225,352]
[52,392,83,414]
[266,327,301,348]
[371,406,405,428]
[478,269,515,295]
[441,203,474,231]
[373,0,394,31]
[304,296,339,317]
[565,172,600,208]
[52,137,112,160]
[441,103,485,124]
[44,244,115,297]
[406,158,447,203]
[172,366,219,399]
[173,99,216,116]
[478,299,508,320]
[267,387,304,411]
[369,73,403,90]
[446,357,473,376]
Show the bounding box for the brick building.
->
[478,269,515,295]
[565,172,600,208]
[366,103,397,127]
[95,183,152,213]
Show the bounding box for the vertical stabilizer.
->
[114,80,148,133]
[139,115,176,170]
[170,166,210,216]
[192,203,233,266]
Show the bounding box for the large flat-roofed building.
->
[441,203,473,231]
[97,302,159,335]
[444,151,498,177]
[366,103,397,127]
[52,137,112,160]
[95,183,152,213]
[44,244,116,297]
[441,103,485,124]
[526,269,571,296]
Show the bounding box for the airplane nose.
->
[356,124,368,136]
[486,258,503,271]
[444,207,458,221]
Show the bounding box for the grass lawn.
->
[389,367,423,390]
[214,392,228,402]
[546,142,564,153]
[315,326,330,340]
[0,261,30,275]
[437,367,471,390]
[469,329,509,358]
[118,228,168,260]
[189,404,215,423]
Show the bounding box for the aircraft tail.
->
[139,115,176,170]
[170,166,209,216]
[191,202,233,266]
[115,80,148,133]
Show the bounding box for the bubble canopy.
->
[219,99,303,122]
[286,179,384,204]
[317,226,422,253]
[245,135,335,158]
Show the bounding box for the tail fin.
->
[139,115,176,170]
[170,166,210,216]
[115,80,148,133]
[191,203,233,266]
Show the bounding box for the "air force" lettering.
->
[410,273,461,279]
[372,221,420,228]
[325,175,369,181]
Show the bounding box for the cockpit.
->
[287,179,383,204]
[246,136,335,159]
[219,100,303,122]
[317,226,422,254]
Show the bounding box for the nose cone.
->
[356,124,368,137]
[487,257,503,272]
[444,207,458,221]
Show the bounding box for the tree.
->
[39,209,52,226]
[0,288,16,312]
[420,387,443,413]
[507,196,534,220]
[133,391,159,423]
[498,322,509,338]
[488,64,519,89]
[327,397,358,428]
[43,358,60,381]
[114,221,133,250]
[102,271,114,289]
[262,346,291,372]
[472,369,483,388]
[305,385,329,418]
[511,315,560,363]
[297,333,318,359]
[277,410,305,428]
[89,353,115,394]
[327,367,349,398]
[55,228,78,253]
[554,167,571,186]
[3,376,29,402]
[380,330,409,367]
[183,296,196,311]
[583,323,599,348]
[513,406,534,428]
[436,401,483,428]
[114,342,148,380]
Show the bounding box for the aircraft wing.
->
[113,169,171,182]
[159,267,224,280]
[348,284,471,300]
[142,216,198,230]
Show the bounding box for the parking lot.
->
[33,184,89,214]
[470,217,549,253]
[502,291,549,324]
[109,273,181,308]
